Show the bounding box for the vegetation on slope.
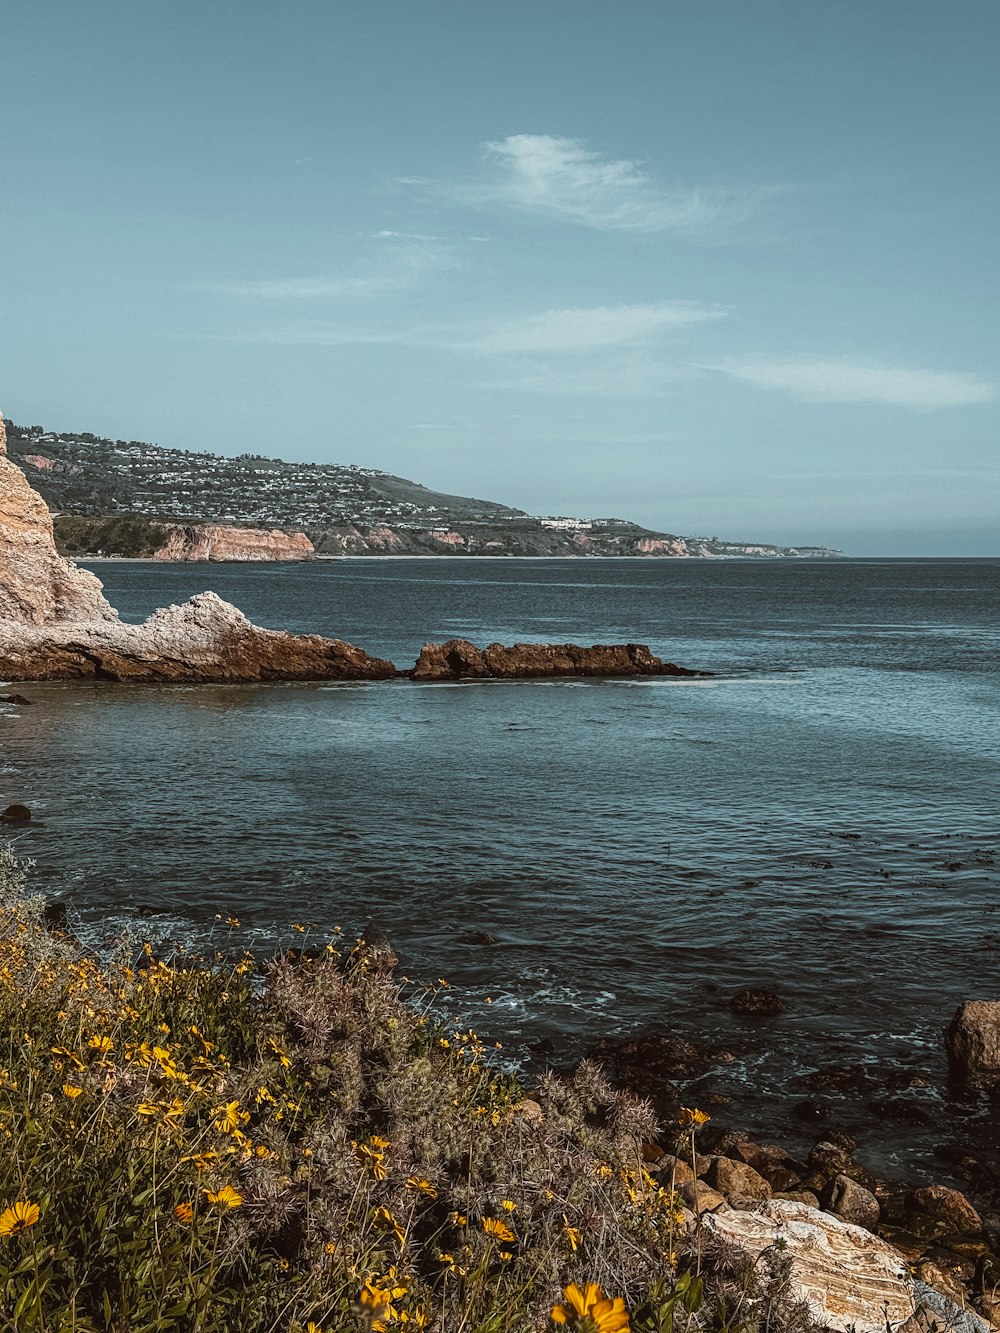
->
[0,849,813,1331]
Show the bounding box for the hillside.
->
[6,421,839,559]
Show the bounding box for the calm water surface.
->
[2,558,998,1179]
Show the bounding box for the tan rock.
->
[655,1153,695,1187]
[704,1154,772,1205]
[705,1200,915,1333]
[822,1173,881,1230]
[678,1180,729,1214]
[152,524,313,562]
[907,1185,983,1235]
[0,412,115,624]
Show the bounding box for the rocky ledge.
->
[411,637,704,681]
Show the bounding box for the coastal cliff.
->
[0,415,116,624]
[0,410,392,683]
[152,524,314,562]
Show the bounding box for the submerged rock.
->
[729,987,788,1016]
[411,637,704,681]
[0,804,31,822]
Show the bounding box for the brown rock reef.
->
[411,637,702,681]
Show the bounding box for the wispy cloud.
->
[439,134,768,235]
[473,301,725,354]
[707,357,996,409]
[201,238,458,300]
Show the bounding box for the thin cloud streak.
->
[707,357,996,409]
[199,240,460,300]
[444,134,771,235]
[474,302,725,354]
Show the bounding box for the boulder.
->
[821,1173,880,1230]
[0,694,32,705]
[704,1200,915,1333]
[946,1002,1000,1089]
[0,804,31,823]
[678,1180,728,1214]
[411,638,702,681]
[654,1153,695,1187]
[906,1185,982,1235]
[729,1142,805,1192]
[703,1155,772,1205]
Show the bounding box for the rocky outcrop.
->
[411,638,703,682]
[705,1200,916,1333]
[0,591,395,683]
[0,412,116,624]
[945,1001,1000,1088]
[152,524,314,562]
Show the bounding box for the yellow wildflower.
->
[174,1201,194,1223]
[500,1198,516,1211]
[481,1216,516,1243]
[372,1205,406,1247]
[562,1216,582,1251]
[551,1282,630,1330]
[62,1083,84,1099]
[404,1175,438,1199]
[0,1202,40,1238]
[87,1035,113,1055]
[204,1184,243,1209]
[678,1106,710,1128]
[212,1100,249,1133]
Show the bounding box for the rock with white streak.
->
[704,1200,914,1333]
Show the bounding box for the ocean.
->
[2,556,998,1180]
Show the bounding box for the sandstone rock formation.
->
[0,412,116,624]
[945,1000,1000,1088]
[152,524,314,562]
[705,1200,915,1333]
[411,638,703,681]
[0,591,395,683]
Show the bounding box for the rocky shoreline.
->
[538,994,998,1329]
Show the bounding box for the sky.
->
[1,2,998,555]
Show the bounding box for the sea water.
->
[2,557,998,1177]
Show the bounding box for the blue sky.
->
[2,2,997,554]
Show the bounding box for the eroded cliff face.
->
[0,412,116,625]
[152,525,314,562]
